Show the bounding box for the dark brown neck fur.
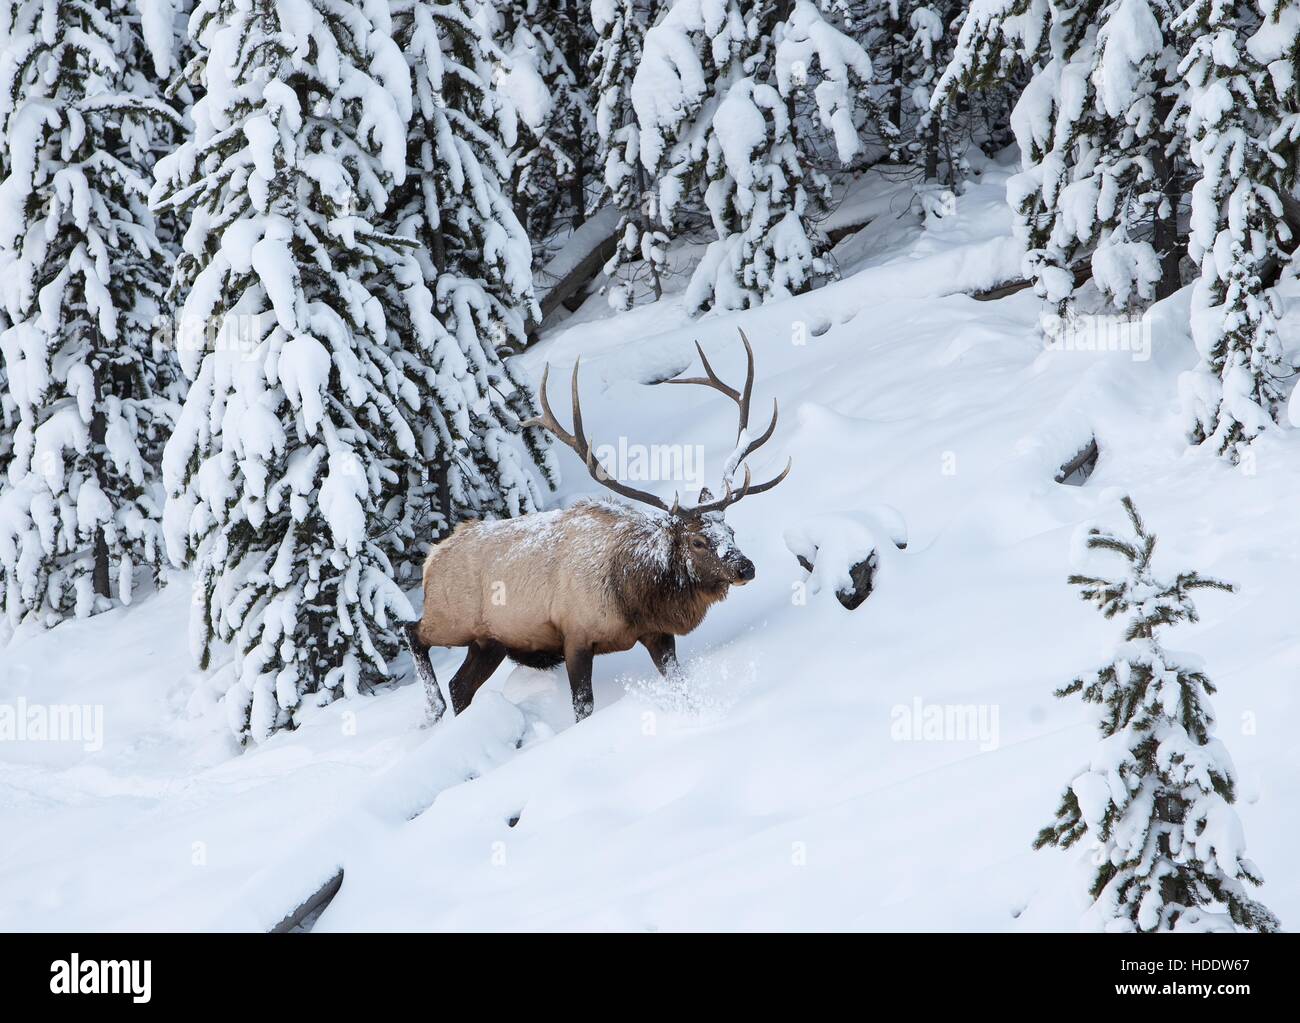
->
[606,517,728,636]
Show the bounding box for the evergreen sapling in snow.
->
[1035,497,1279,933]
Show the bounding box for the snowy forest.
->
[0,0,1298,936]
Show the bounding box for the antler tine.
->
[735,327,755,439]
[663,329,791,515]
[739,456,791,497]
[664,330,756,444]
[524,358,670,513]
[732,397,778,471]
[568,359,591,461]
[662,340,741,401]
[519,364,574,446]
[691,464,752,517]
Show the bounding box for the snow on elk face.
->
[680,509,755,588]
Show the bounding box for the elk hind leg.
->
[403,622,446,726]
[449,642,508,715]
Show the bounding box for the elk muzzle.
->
[730,556,756,584]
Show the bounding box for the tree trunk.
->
[1152,99,1183,301]
[429,223,446,275]
[924,116,940,182]
[564,0,586,229]
[433,460,452,540]
[634,158,662,300]
[89,406,110,599]
[889,33,904,155]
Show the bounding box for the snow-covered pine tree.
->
[867,0,912,163]
[592,0,669,310]
[139,0,200,234]
[137,0,188,83]
[132,0,193,418]
[153,0,421,742]
[1177,0,1290,460]
[0,5,11,542]
[380,0,555,576]
[631,0,873,313]
[1034,496,1279,933]
[936,0,1188,308]
[872,0,967,184]
[0,353,11,484]
[0,158,9,632]
[493,0,596,260]
[0,0,182,626]
[831,0,980,186]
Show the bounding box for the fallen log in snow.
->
[211,694,529,932]
[971,261,1094,302]
[528,205,623,334]
[826,215,874,245]
[1055,438,1099,486]
[270,868,343,934]
[785,508,907,610]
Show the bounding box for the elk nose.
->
[736,559,755,582]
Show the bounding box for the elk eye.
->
[692,538,707,550]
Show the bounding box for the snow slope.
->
[2,156,1297,931]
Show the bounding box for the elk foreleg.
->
[564,643,595,722]
[640,633,680,679]
[449,642,508,715]
[403,623,446,726]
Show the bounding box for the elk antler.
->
[522,360,673,513]
[664,328,792,512]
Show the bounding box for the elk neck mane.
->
[595,501,729,636]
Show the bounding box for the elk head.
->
[523,328,790,589]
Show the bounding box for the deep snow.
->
[2,155,1297,931]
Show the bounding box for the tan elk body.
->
[404,331,790,722]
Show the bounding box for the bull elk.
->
[403,329,791,724]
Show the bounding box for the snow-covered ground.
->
[3,155,1297,931]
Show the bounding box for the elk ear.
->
[697,486,714,502]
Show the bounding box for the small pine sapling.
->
[1034,496,1279,933]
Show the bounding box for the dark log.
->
[795,549,879,609]
[526,206,623,338]
[1055,438,1099,486]
[827,216,874,245]
[837,553,878,610]
[269,868,344,934]
[971,260,1094,302]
